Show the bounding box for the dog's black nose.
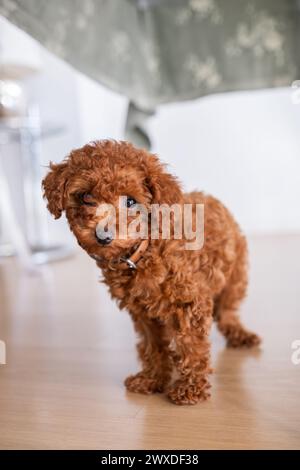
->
[95,230,113,246]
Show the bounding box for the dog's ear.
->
[143,153,182,205]
[42,161,69,219]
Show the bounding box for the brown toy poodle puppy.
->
[42,140,260,405]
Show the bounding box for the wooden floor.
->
[0,235,300,450]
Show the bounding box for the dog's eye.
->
[126,197,136,208]
[80,193,97,206]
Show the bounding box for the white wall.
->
[76,77,300,235]
[150,88,300,234]
[75,73,128,145]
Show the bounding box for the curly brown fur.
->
[42,140,260,405]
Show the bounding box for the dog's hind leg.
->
[215,236,261,348]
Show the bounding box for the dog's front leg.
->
[167,300,213,405]
[125,315,172,395]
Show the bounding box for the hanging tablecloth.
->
[1,0,299,146]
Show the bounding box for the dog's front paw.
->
[167,380,211,405]
[125,372,165,395]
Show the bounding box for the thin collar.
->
[90,239,149,271]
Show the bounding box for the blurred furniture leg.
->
[0,115,73,265]
[0,150,33,268]
[0,216,14,257]
[125,101,154,150]
[19,114,73,263]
